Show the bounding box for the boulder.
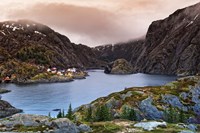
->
[51,118,78,133]
[77,124,92,132]
[0,114,49,128]
[134,121,167,131]
[161,94,187,111]
[0,114,91,133]
[139,97,163,120]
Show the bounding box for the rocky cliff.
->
[0,20,103,69]
[95,2,200,76]
[134,3,200,75]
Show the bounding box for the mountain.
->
[134,3,200,75]
[0,20,103,69]
[95,2,200,76]
[93,39,144,67]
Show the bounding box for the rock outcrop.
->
[134,121,167,131]
[75,76,200,124]
[0,114,91,133]
[0,100,22,118]
[104,59,133,74]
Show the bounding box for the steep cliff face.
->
[0,20,102,69]
[134,3,200,75]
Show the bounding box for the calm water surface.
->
[0,70,177,116]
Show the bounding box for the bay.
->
[0,70,177,116]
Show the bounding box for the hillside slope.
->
[0,20,103,69]
[93,39,144,67]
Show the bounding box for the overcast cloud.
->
[0,0,199,46]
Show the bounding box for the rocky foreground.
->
[0,114,91,133]
[74,76,200,132]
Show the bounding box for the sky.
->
[0,0,200,46]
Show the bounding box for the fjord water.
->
[0,70,176,116]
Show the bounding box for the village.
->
[46,67,88,79]
[2,67,88,83]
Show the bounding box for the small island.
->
[0,88,11,94]
[104,58,134,74]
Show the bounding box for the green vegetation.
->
[121,106,137,121]
[0,59,40,79]
[66,103,73,120]
[13,124,51,132]
[94,105,112,122]
[163,107,189,123]
[89,122,123,133]
[57,110,63,118]
[16,44,55,65]
[85,106,93,122]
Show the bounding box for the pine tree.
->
[121,106,129,119]
[95,105,111,121]
[66,103,73,120]
[57,110,62,118]
[129,108,137,121]
[85,106,93,122]
[48,112,51,118]
[121,107,137,121]
[179,109,187,123]
[164,107,180,123]
[62,109,65,118]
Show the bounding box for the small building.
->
[67,68,76,73]
[47,68,51,72]
[51,67,57,74]
[57,71,63,76]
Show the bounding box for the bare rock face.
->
[134,2,200,75]
[105,59,134,74]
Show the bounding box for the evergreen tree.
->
[85,106,93,122]
[48,112,51,118]
[57,110,62,118]
[95,105,111,121]
[121,106,129,119]
[164,107,180,123]
[121,106,137,121]
[179,109,187,123]
[66,103,73,120]
[62,109,65,118]
[129,108,137,121]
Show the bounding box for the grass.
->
[11,124,52,132]
[89,122,123,133]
